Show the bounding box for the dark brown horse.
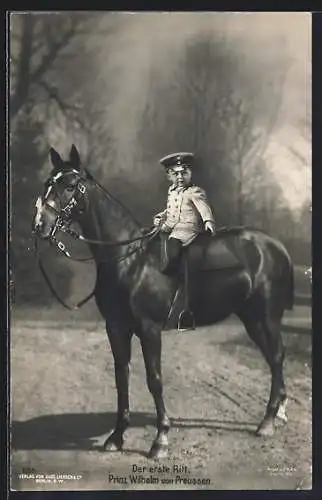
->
[32,145,293,458]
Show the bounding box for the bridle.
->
[36,168,88,259]
[33,169,160,310]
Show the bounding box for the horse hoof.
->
[148,443,168,459]
[256,420,275,437]
[276,413,288,425]
[276,398,288,424]
[103,434,124,452]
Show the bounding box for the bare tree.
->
[222,81,286,223]
[11,13,78,118]
[9,12,103,130]
[10,11,121,180]
[136,32,289,225]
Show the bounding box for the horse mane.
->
[84,168,142,228]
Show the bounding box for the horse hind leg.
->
[261,317,288,430]
[237,308,287,437]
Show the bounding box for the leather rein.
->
[33,169,160,310]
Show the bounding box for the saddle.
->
[185,232,242,271]
[160,232,244,332]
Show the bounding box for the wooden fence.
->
[294,294,311,307]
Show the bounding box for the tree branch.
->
[37,80,88,131]
[10,17,83,119]
[247,69,289,166]
[30,20,79,84]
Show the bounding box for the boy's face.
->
[167,165,192,188]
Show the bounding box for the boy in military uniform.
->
[154,152,216,274]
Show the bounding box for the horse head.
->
[32,145,87,241]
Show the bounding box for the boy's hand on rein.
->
[153,216,163,227]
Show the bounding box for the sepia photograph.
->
[9,11,311,491]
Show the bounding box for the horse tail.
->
[285,259,295,311]
[279,242,294,311]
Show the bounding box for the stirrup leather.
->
[177,255,195,332]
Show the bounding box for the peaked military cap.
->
[159,152,194,169]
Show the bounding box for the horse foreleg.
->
[139,323,171,458]
[103,322,132,452]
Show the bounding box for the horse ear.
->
[49,147,63,169]
[69,144,81,171]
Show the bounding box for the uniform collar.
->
[169,182,193,192]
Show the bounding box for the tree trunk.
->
[10,14,35,119]
[236,160,244,225]
[236,182,244,224]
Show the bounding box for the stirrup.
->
[177,309,195,332]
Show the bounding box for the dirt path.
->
[10,314,311,491]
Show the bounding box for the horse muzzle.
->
[32,225,49,240]
[32,216,54,241]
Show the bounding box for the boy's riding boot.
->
[177,255,195,332]
[160,236,182,275]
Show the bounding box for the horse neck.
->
[79,181,142,262]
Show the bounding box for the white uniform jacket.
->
[155,184,215,246]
